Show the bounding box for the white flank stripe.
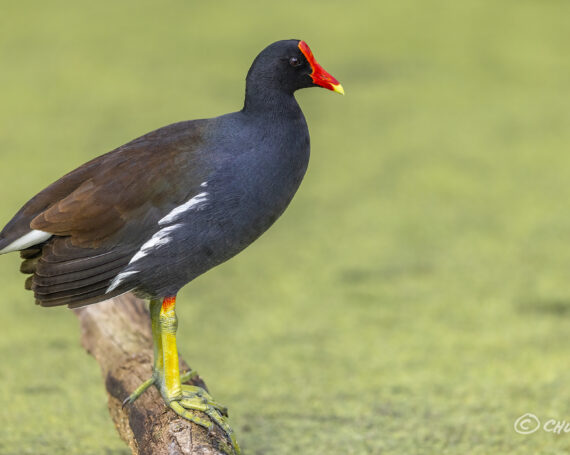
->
[128,224,182,265]
[0,230,52,254]
[106,270,139,293]
[159,191,209,226]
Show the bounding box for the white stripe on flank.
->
[0,230,52,255]
[106,271,139,293]
[128,223,182,265]
[158,191,209,226]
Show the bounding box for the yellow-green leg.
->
[123,299,171,404]
[123,296,240,455]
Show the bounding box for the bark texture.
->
[74,293,230,455]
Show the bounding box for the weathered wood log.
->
[73,293,230,455]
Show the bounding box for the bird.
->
[0,39,343,454]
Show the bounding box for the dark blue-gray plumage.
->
[0,39,343,308]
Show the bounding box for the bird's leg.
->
[124,296,240,454]
[122,299,196,405]
[158,297,239,450]
[158,296,182,400]
[122,300,164,404]
[151,298,165,378]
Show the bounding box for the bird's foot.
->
[170,385,239,454]
[122,369,198,407]
[123,370,240,454]
[181,384,229,416]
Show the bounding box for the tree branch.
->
[74,293,229,455]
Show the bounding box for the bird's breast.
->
[201,124,310,251]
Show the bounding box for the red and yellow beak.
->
[298,41,344,95]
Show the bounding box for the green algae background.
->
[1,1,570,453]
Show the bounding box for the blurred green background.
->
[1,0,570,454]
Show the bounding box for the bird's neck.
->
[242,83,302,119]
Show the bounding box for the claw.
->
[180,369,199,383]
[122,376,156,408]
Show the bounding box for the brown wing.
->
[0,119,210,307]
[31,121,208,247]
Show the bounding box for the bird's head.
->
[246,39,344,96]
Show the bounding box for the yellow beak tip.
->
[332,83,345,95]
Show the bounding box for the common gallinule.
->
[0,39,343,453]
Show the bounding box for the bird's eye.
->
[289,57,302,67]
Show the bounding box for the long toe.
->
[181,385,229,416]
[169,395,240,455]
[123,376,157,407]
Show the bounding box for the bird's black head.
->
[245,39,344,96]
